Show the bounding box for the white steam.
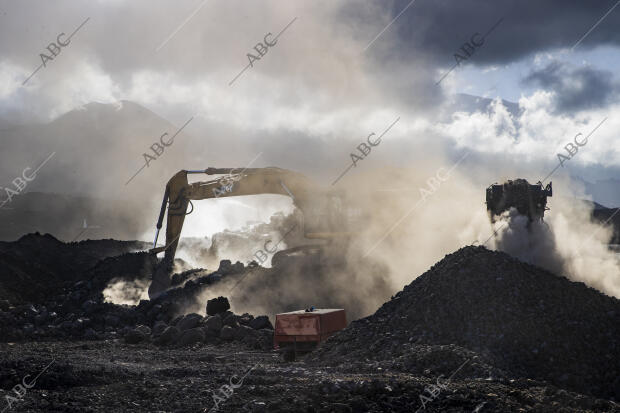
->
[103,278,150,305]
[491,182,620,298]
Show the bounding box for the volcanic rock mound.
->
[0,233,151,304]
[311,246,620,401]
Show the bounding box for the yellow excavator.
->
[147,167,359,298]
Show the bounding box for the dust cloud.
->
[491,208,566,275]
[103,278,150,305]
[194,164,620,320]
[490,179,620,299]
[171,155,491,319]
[173,211,296,271]
[106,154,620,317]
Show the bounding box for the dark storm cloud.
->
[523,61,618,112]
[363,0,620,64]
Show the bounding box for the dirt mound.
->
[0,235,274,350]
[0,233,150,304]
[311,246,620,401]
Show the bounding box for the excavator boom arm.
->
[151,167,319,259]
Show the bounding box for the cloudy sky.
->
[1,0,620,238]
[1,1,619,149]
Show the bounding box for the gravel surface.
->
[1,340,617,412]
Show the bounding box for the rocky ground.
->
[0,234,619,412]
[2,339,617,413]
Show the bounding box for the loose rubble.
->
[0,235,274,350]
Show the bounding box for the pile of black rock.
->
[123,296,274,349]
[0,251,157,342]
[1,286,274,349]
[0,233,274,349]
[311,246,620,401]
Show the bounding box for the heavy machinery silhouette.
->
[147,167,361,298]
[486,179,553,223]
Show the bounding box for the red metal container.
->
[274,308,346,349]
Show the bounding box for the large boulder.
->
[206,296,230,316]
[152,321,168,337]
[234,325,256,341]
[222,313,240,328]
[125,328,148,344]
[241,328,273,350]
[249,315,273,330]
[205,315,223,332]
[169,315,184,326]
[177,328,205,346]
[177,313,203,331]
[238,313,254,326]
[220,325,235,341]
